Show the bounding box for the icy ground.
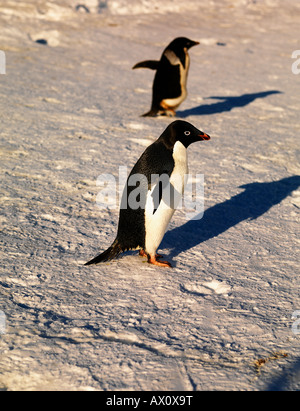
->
[0,0,299,391]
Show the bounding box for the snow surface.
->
[0,0,299,391]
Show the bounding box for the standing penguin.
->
[85,120,210,267]
[133,37,199,117]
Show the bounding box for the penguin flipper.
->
[132,60,159,70]
[84,240,122,266]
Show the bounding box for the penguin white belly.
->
[144,141,188,256]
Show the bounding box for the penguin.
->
[133,37,199,117]
[85,120,210,268]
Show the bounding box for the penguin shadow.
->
[176,90,282,117]
[162,176,300,260]
[266,357,300,391]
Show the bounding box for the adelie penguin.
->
[85,120,210,268]
[133,37,199,117]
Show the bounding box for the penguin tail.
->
[84,239,122,266]
[132,60,159,70]
[141,108,159,117]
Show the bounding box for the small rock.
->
[35,39,48,45]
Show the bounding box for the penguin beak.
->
[198,132,210,141]
[189,40,200,48]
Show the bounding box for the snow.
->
[0,0,299,391]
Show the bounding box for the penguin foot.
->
[141,108,176,118]
[147,254,172,268]
[139,249,171,267]
[163,109,176,117]
[155,109,176,117]
[139,249,163,259]
[160,102,176,117]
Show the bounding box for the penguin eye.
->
[184,131,191,136]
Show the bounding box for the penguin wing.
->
[141,143,176,214]
[128,142,177,214]
[132,60,159,70]
[151,173,177,214]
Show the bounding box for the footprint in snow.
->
[181,280,231,296]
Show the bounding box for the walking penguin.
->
[133,37,199,117]
[85,120,210,267]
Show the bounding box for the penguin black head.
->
[167,37,200,53]
[159,120,210,149]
